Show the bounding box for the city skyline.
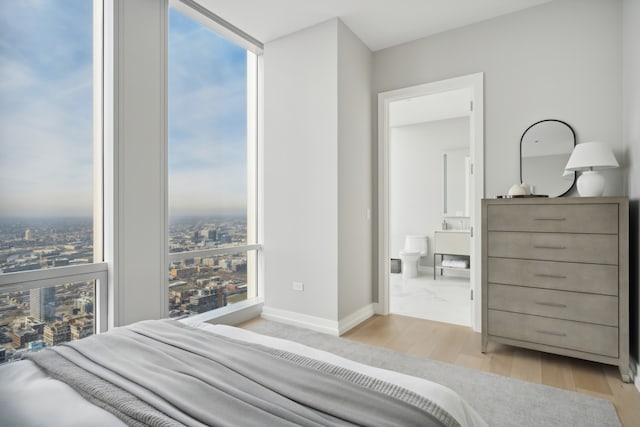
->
[0,214,250,361]
[0,1,249,218]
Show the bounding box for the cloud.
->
[0,0,93,217]
[0,3,249,217]
[168,8,249,216]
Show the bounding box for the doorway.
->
[377,73,484,331]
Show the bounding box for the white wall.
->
[374,0,624,199]
[389,118,469,266]
[263,19,373,330]
[337,21,373,320]
[623,0,640,381]
[263,20,339,322]
[106,0,168,326]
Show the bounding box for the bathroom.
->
[388,90,473,326]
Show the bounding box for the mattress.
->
[0,319,487,426]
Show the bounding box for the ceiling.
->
[197,0,552,51]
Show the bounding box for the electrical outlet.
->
[292,281,304,291]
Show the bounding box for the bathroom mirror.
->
[443,148,470,217]
[520,119,576,197]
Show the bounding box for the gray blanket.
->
[26,320,459,427]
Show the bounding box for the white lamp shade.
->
[561,169,574,179]
[564,142,619,171]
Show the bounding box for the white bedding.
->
[0,358,127,427]
[0,320,487,426]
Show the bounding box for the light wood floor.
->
[338,314,640,427]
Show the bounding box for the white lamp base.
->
[576,170,605,197]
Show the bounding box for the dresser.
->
[481,197,630,382]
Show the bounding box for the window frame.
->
[0,0,108,336]
[166,0,264,321]
[0,263,108,333]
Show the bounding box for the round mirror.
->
[520,119,576,197]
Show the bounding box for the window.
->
[0,0,106,362]
[167,3,262,319]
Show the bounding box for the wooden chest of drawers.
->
[481,197,630,382]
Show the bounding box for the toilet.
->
[399,235,428,279]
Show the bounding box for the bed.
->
[0,319,487,426]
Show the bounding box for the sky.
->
[168,8,248,217]
[0,2,248,218]
[0,0,93,218]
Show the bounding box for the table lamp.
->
[564,142,619,197]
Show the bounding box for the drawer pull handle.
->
[535,329,566,337]
[534,301,567,308]
[533,245,566,250]
[534,217,566,221]
[534,273,567,279]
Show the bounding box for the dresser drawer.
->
[488,258,618,295]
[487,204,618,234]
[488,310,618,357]
[488,284,618,326]
[488,231,618,264]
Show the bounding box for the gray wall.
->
[623,0,640,377]
[373,0,624,199]
[371,0,624,302]
[263,20,339,322]
[373,0,638,377]
[263,19,374,328]
[337,21,374,321]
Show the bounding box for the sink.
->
[433,230,471,280]
[434,230,470,255]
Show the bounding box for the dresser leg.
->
[481,337,487,354]
[619,368,631,383]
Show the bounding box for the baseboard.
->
[635,362,640,393]
[260,304,375,337]
[338,304,375,335]
[261,306,340,336]
[373,302,384,315]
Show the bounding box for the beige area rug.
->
[245,320,622,427]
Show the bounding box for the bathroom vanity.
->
[433,230,471,279]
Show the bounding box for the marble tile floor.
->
[389,272,471,326]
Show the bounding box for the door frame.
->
[376,73,484,331]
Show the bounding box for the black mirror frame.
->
[519,119,576,197]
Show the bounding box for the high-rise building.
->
[30,287,56,322]
[70,318,93,341]
[12,328,39,349]
[74,296,93,314]
[24,229,32,241]
[187,285,227,314]
[234,262,247,274]
[44,322,71,346]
